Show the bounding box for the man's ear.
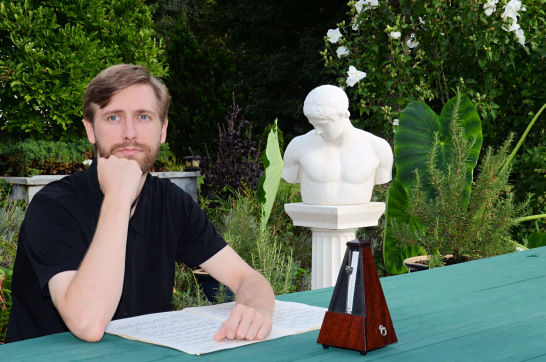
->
[83,119,96,144]
[160,118,168,144]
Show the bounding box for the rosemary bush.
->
[391,124,529,268]
[219,192,302,295]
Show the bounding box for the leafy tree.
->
[0,0,167,141]
[211,0,349,141]
[163,11,235,158]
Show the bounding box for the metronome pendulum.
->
[317,239,397,355]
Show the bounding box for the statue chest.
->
[299,141,380,184]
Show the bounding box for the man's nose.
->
[123,118,137,140]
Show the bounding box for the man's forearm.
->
[50,195,131,341]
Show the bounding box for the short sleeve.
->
[23,195,88,295]
[172,186,227,267]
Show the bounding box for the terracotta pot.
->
[403,254,454,272]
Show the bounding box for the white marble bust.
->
[282,85,393,205]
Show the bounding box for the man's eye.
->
[108,115,119,121]
[139,115,150,120]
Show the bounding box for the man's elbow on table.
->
[66,319,106,343]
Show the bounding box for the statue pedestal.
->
[285,202,385,290]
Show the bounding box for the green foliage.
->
[391,125,530,266]
[218,193,300,296]
[171,263,211,311]
[260,123,285,158]
[0,138,93,176]
[0,193,25,343]
[257,120,284,227]
[384,93,482,274]
[211,0,349,141]
[0,138,172,176]
[383,176,424,274]
[163,9,235,158]
[324,0,546,242]
[395,94,483,201]
[0,0,167,141]
[324,0,546,139]
[200,106,263,205]
[527,232,546,249]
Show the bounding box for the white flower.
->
[407,33,419,48]
[83,160,92,166]
[484,0,498,16]
[346,66,367,87]
[356,0,379,13]
[351,16,361,31]
[419,17,425,25]
[327,28,342,43]
[355,0,365,13]
[502,0,525,22]
[336,46,349,58]
[389,31,401,39]
[393,119,399,126]
[515,28,526,46]
[505,22,521,32]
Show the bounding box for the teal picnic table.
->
[2,246,546,361]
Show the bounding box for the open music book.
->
[105,301,327,355]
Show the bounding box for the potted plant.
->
[386,92,543,270]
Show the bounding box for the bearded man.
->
[6,64,275,343]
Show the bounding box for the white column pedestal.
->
[285,202,385,290]
[311,227,358,290]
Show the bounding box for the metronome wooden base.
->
[317,239,397,355]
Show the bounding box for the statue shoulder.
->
[285,131,317,155]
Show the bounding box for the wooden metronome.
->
[317,239,397,355]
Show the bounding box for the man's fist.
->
[96,155,143,205]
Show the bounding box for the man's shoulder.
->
[34,171,88,203]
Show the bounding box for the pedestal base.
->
[285,203,386,290]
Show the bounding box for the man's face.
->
[83,84,168,173]
[308,116,344,142]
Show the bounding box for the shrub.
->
[0,0,167,141]
[323,0,546,248]
[200,106,263,205]
[391,124,529,268]
[0,189,25,344]
[218,192,301,295]
[163,10,235,159]
[0,138,173,176]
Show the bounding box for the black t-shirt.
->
[5,160,227,343]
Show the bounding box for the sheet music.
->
[105,301,326,355]
[186,301,327,334]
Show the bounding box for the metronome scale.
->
[317,239,397,355]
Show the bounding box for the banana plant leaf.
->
[394,93,483,202]
[257,119,284,227]
[527,232,546,249]
[383,176,425,275]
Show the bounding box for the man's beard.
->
[95,139,159,173]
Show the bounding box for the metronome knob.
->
[345,266,353,275]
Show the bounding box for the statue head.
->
[303,85,351,142]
